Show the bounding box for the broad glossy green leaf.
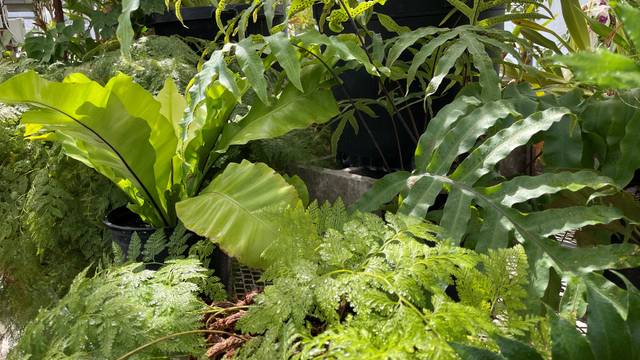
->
[616,4,640,49]
[214,65,338,153]
[520,206,623,237]
[156,78,187,139]
[0,71,167,226]
[399,176,444,218]
[176,160,299,269]
[555,50,640,89]
[105,74,178,220]
[549,311,595,360]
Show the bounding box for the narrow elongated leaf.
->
[482,171,616,207]
[425,39,468,98]
[406,29,463,93]
[352,171,410,212]
[415,96,482,170]
[266,32,304,92]
[399,176,444,218]
[520,206,623,237]
[176,160,299,269]
[155,79,187,139]
[474,210,511,252]
[459,32,500,101]
[452,108,571,183]
[427,100,519,175]
[235,39,269,105]
[561,0,590,50]
[386,27,444,67]
[297,31,377,75]
[116,0,140,59]
[440,188,473,245]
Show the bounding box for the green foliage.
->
[0,108,125,332]
[355,85,640,299]
[9,259,209,360]
[454,273,640,360]
[234,209,547,359]
[554,2,640,89]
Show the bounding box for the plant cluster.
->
[2,0,640,359]
[0,104,125,333]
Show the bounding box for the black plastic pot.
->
[320,1,504,171]
[104,206,233,289]
[148,5,279,40]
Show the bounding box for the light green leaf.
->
[560,0,590,50]
[116,0,140,59]
[176,160,299,269]
[156,78,187,139]
[235,38,269,105]
[0,71,168,227]
[266,32,304,92]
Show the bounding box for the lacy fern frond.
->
[9,259,208,360]
[235,211,545,359]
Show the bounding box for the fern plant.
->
[231,208,549,359]
[354,85,640,300]
[9,259,211,360]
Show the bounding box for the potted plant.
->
[0,34,341,271]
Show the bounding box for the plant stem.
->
[115,330,243,360]
[335,0,419,153]
[292,42,391,170]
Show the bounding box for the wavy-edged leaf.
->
[406,29,463,93]
[425,38,468,98]
[116,0,140,59]
[235,38,269,104]
[386,27,444,67]
[415,96,482,170]
[452,108,571,183]
[297,30,377,75]
[176,160,299,269]
[482,171,616,207]
[440,188,473,245]
[459,32,500,101]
